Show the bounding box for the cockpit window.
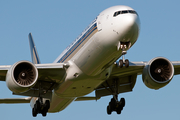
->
[113,10,138,17]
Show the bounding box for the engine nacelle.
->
[142,57,174,90]
[6,61,38,93]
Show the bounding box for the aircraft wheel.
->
[119,59,123,68]
[32,108,37,117]
[107,105,112,115]
[42,110,47,117]
[110,98,116,110]
[35,101,40,112]
[32,100,41,117]
[116,107,121,114]
[125,59,129,68]
[45,100,50,110]
[120,98,125,107]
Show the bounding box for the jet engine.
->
[6,61,38,93]
[142,57,174,90]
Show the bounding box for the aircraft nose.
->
[130,14,140,29]
[126,15,140,29]
[113,14,140,42]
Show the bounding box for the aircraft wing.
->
[95,59,180,98]
[172,61,180,75]
[0,65,10,81]
[0,97,31,104]
[0,63,66,98]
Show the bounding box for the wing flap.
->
[95,74,137,98]
[75,97,100,101]
[0,97,31,104]
[13,89,52,99]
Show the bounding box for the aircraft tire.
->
[116,107,121,114]
[35,101,40,112]
[32,108,37,117]
[120,98,125,107]
[119,59,123,68]
[42,110,47,117]
[107,105,112,115]
[125,59,129,68]
[45,100,50,110]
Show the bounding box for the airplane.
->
[0,5,179,117]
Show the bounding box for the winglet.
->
[28,33,41,64]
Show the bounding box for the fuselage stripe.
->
[57,23,97,63]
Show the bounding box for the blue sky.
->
[0,0,180,119]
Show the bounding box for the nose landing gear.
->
[118,51,129,68]
[118,58,129,68]
[117,42,130,68]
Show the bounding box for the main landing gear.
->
[107,97,125,115]
[32,97,50,117]
[105,78,126,115]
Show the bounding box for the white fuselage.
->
[36,5,140,113]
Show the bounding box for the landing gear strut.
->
[118,43,129,68]
[32,98,50,117]
[105,78,126,115]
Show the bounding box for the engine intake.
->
[142,57,174,90]
[6,61,38,93]
[14,62,36,86]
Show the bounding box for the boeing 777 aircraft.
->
[0,5,179,117]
